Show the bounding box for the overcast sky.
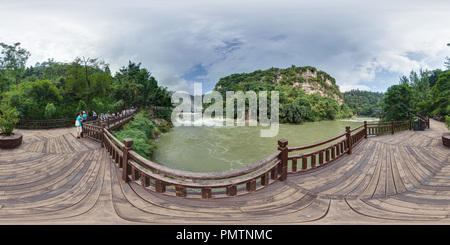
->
[1,0,450,94]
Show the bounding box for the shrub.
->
[113,128,157,159]
[44,103,56,119]
[126,111,155,139]
[0,103,19,136]
[112,110,157,159]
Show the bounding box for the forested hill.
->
[213,65,353,123]
[214,65,343,104]
[343,89,385,117]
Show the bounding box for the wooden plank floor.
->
[0,120,449,224]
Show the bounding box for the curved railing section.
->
[16,113,418,199]
[287,124,367,173]
[82,116,417,199]
[102,125,283,198]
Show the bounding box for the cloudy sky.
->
[1,0,450,94]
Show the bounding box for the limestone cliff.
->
[214,65,343,104]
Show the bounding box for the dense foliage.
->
[0,42,172,121]
[383,83,414,121]
[382,66,449,122]
[214,65,352,123]
[430,71,450,117]
[343,90,384,117]
[112,110,157,159]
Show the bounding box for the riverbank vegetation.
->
[112,109,171,159]
[112,110,157,159]
[279,87,353,123]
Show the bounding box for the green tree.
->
[0,42,31,90]
[44,103,56,119]
[401,69,431,113]
[0,72,11,94]
[431,71,450,116]
[2,80,63,119]
[113,61,172,108]
[281,96,312,123]
[65,57,112,116]
[113,61,155,107]
[383,83,414,121]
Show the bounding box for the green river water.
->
[152,117,379,173]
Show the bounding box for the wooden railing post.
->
[364,121,368,139]
[101,123,106,147]
[409,118,412,130]
[121,138,133,183]
[391,119,394,134]
[278,139,288,181]
[346,126,352,155]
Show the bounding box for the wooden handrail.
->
[100,116,285,198]
[128,157,281,189]
[16,110,138,130]
[98,116,419,199]
[288,132,347,152]
[128,150,281,181]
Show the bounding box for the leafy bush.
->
[0,103,19,135]
[112,110,157,159]
[281,97,312,123]
[44,103,56,119]
[124,111,155,139]
[113,128,157,158]
[382,83,414,121]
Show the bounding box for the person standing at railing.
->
[92,111,97,124]
[82,111,87,123]
[76,112,83,139]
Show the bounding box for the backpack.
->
[75,119,80,127]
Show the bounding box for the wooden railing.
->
[16,118,73,129]
[102,125,283,198]
[366,119,412,136]
[286,124,366,173]
[16,112,418,199]
[94,117,418,199]
[16,111,138,130]
[82,112,137,142]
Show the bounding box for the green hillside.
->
[343,89,385,117]
[213,65,353,123]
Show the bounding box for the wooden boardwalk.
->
[0,119,449,224]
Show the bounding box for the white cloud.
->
[340,84,371,92]
[1,0,450,94]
